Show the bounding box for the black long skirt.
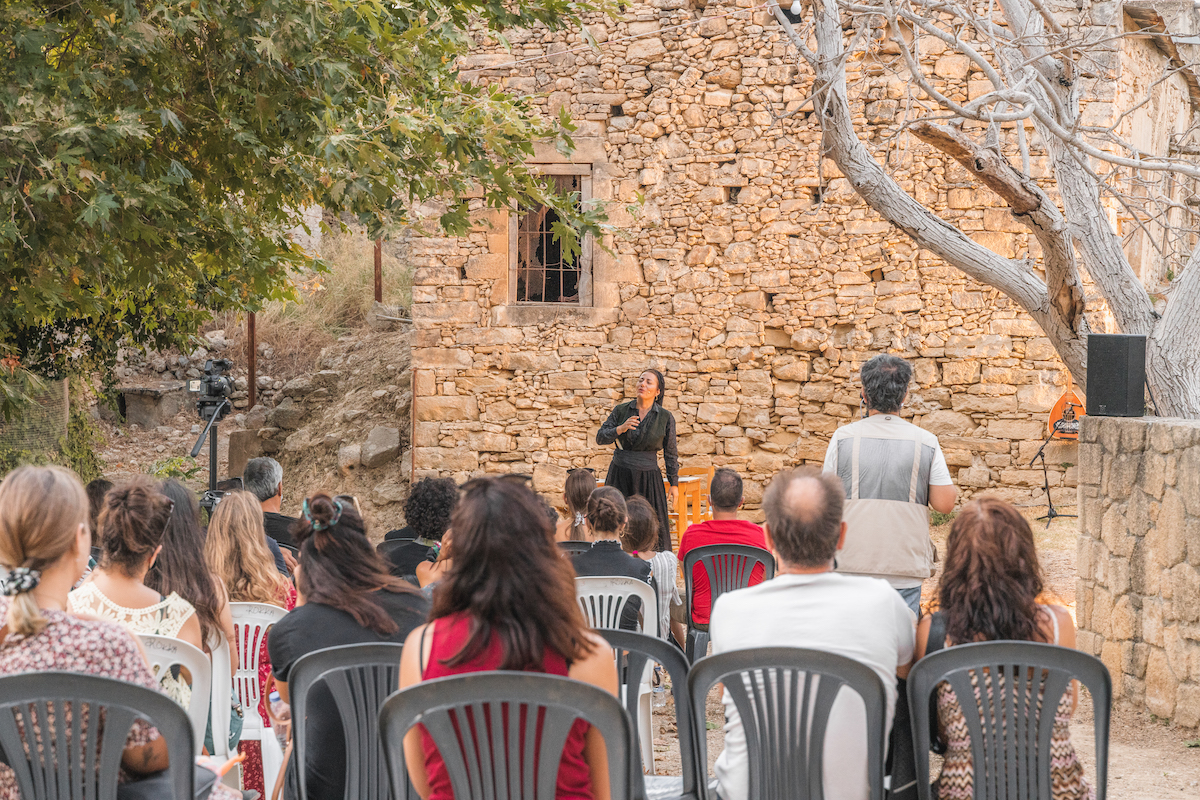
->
[605,456,672,552]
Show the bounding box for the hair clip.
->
[302,498,344,532]
[0,567,41,596]
[574,512,587,527]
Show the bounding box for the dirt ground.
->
[648,509,1200,796]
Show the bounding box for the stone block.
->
[1145,648,1178,718]
[372,482,406,506]
[413,348,475,370]
[122,382,187,429]
[226,429,264,481]
[549,372,592,390]
[934,54,971,79]
[987,419,1044,440]
[361,426,401,468]
[940,360,980,385]
[920,410,976,436]
[697,403,741,424]
[1176,684,1200,728]
[678,433,717,455]
[501,352,561,372]
[466,431,513,452]
[338,443,361,476]
[416,396,480,422]
[533,462,568,493]
[268,396,305,430]
[703,90,733,107]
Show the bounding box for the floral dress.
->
[67,582,198,707]
[236,582,296,797]
[0,597,237,800]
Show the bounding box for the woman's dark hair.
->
[563,469,597,541]
[404,477,458,541]
[146,479,224,648]
[642,369,666,406]
[939,497,1047,645]
[431,477,594,670]
[98,476,173,574]
[85,478,113,534]
[294,493,418,635]
[621,496,658,553]
[587,486,627,535]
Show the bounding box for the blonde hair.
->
[205,490,289,605]
[0,466,88,636]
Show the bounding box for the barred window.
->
[511,167,592,305]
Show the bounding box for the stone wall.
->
[404,0,1198,509]
[1076,415,1200,729]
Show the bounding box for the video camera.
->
[188,359,235,423]
[188,359,236,511]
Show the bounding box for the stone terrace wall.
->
[404,0,1150,510]
[1077,416,1200,729]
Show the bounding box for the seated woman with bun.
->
[269,493,430,800]
[571,486,655,633]
[69,476,204,705]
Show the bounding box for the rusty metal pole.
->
[374,237,383,303]
[247,312,257,409]
[372,237,381,303]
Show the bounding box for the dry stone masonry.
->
[1077,416,1200,729]
[403,0,1194,507]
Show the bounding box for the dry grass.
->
[207,229,412,380]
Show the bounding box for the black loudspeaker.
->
[1087,333,1146,417]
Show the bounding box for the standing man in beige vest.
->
[822,354,957,616]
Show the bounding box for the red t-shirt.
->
[677,519,768,625]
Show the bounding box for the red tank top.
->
[419,612,595,799]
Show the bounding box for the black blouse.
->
[596,400,679,485]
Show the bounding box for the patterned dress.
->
[236,582,296,797]
[67,582,198,707]
[0,597,237,800]
[932,610,1092,800]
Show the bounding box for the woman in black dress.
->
[596,369,679,551]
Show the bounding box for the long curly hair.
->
[205,491,289,605]
[431,477,594,670]
[939,497,1048,645]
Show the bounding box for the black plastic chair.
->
[558,540,592,555]
[682,544,775,662]
[907,640,1111,800]
[600,630,700,800]
[689,647,887,800]
[278,542,299,558]
[375,539,409,559]
[0,671,195,800]
[288,642,410,800]
[379,672,635,800]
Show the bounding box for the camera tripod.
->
[190,397,231,511]
[1029,420,1076,529]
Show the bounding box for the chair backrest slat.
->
[575,576,659,637]
[0,672,195,800]
[689,648,888,800]
[229,602,288,719]
[682,544,775,618]
[379,672,635,800]
[907,640,1111,800]
[288,642,408,800]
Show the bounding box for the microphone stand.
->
[1029,420,1076,529]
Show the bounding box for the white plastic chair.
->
[208,630,233,761]
[231,601,288,799]
[139,633,212,755]
[575,576,660,775]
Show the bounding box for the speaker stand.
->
[1029,424,1076,529]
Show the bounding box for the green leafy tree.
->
[1,0,604,380]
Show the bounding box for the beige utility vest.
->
[832,416,937,580]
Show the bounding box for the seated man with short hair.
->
[241,456,292,575]
[711,467,915,800]
[676,468,768,632]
